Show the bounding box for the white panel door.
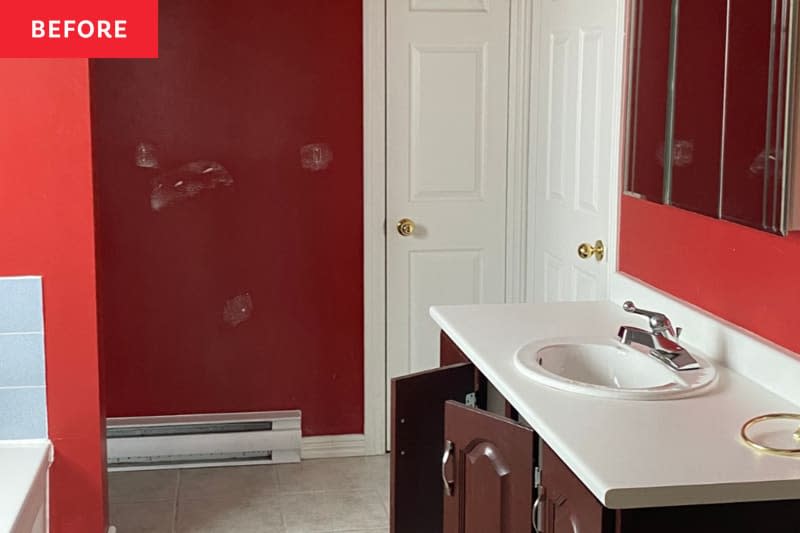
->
[530,0,622,303]
[386,0,511,435]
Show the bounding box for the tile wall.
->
[0,277,47,439]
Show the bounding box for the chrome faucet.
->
[617,301,700,371]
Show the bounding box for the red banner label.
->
[0,0,158,58]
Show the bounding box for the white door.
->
[529,0,623,303]
[386,0,511,437]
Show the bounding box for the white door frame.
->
[361,0,545,453]
[362,0,387,455]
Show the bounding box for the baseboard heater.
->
[106,410,301,471]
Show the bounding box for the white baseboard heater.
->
[106,410,301,471]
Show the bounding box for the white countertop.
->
[430,301,800,509]
[0,441,51,533]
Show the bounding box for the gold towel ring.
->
[740,413,800,457]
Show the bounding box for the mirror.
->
[624,0,797,234]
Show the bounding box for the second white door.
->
[386,0,512,439]
[528,0,623,303]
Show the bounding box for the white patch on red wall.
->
[300,143,333,171]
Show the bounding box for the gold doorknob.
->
[578,240,605,261]
[397,218,416,237]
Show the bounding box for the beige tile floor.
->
[108,455,390,533]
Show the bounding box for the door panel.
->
[443,401,535,533]
[387,0,511,441]
[411,44,487,201]
[530,0,621,303]
[541,442,605,533]
[409,250,483,372]
[391,363,476,533]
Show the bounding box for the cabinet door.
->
[392,363,476,533]
[541,443,606,533]
[443,401,535,533]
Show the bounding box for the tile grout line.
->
[172,469,181,533]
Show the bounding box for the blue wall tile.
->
[0,387,47,440]
[0,334,45,387]
[0,277,46,440]
[0,277,43,334]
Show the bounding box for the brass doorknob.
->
[397,218,416,237]
[578,240,605,261]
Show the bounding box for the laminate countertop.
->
[430,301,800,509]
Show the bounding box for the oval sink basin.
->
[514,337,717,400]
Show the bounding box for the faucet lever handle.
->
[622,301,675,336]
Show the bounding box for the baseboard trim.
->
[301,434,367,459]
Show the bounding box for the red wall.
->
[90,0,364,435]
[619,195,800,356]
[0,60,105,531]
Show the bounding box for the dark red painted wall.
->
[722,0,781,227]
[0,60,105,532]
[619,195,800,356]
[670,0,726,217]
[90,0,364,435]
[627,0,670,202]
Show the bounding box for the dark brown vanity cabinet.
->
[391,330,538,533]
[442,401,535,533]
[390,333,799,533]
[539,443,610,533]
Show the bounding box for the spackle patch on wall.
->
[150,160,233,211]
[134,141,160,169]
[300,143,333,171]
[223,292,253,327]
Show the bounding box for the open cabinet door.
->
[443,401,535,533]
[391,363,476,533]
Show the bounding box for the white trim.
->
[362,0,388,455]
[523,0,544,303]
[505,0,534,304]
[610,273,800,406]
[301,434,369,459]
[607,0,628,278]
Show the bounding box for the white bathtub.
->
[0,442,51,533]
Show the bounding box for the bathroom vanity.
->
[390,302,800,533]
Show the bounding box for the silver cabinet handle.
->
[532,489,544,532]
[441,439,454,496]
